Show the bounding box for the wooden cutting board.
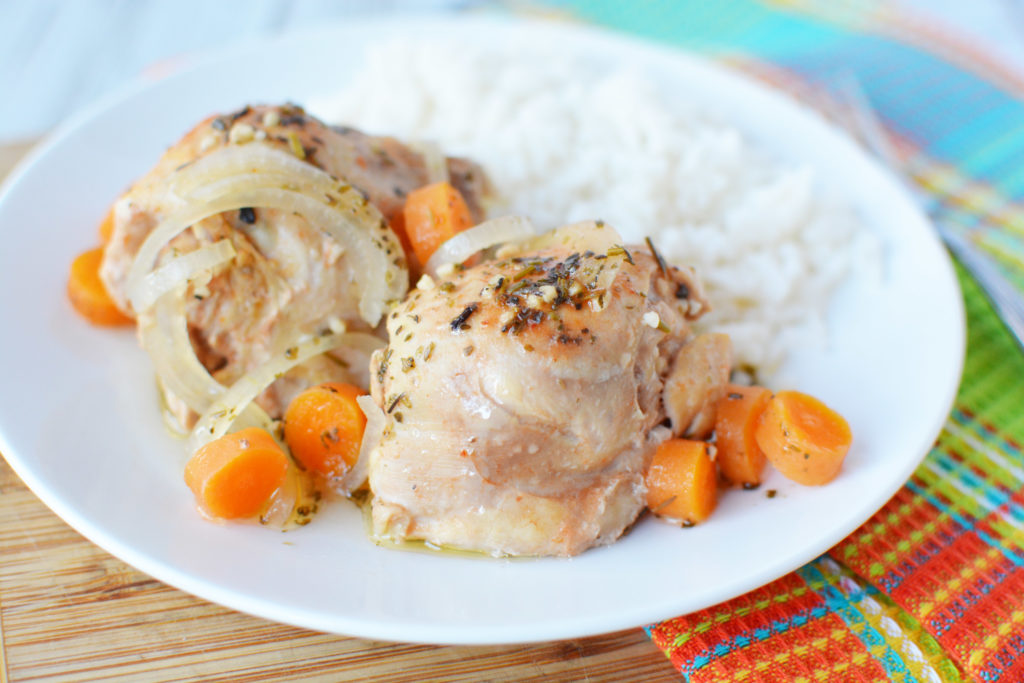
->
[0,143,679,682]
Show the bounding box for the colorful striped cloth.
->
[547,1,1024,680]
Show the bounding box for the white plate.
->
[0,15,964,645]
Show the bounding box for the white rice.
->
[310,41,878,377]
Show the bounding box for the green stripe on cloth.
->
[543,0,1024,679]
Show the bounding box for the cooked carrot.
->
[387,210,420,273]
[714,384,772,487]
[645,438,717,525]
[283,382,367,480]
[97,207,115,243]
[401,181,474,267]
[67,247,133,326]
[755,390,852,486]
[184,427,290,519]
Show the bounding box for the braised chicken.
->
[366,224,732,556]
[99,104,488,428]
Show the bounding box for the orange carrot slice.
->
[67,247,133,326]
[401,181,474,267]
[714,384,772,487]
[387,209,419,273]
[645,438,717,525]
[283,382,367,480]
[184,427,289,519]
[755,391,852,486]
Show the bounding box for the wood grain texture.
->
[0,144,680,682]
[0,453,677,683]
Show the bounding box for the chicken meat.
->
[99,104,489,428]
[366,223,732,557]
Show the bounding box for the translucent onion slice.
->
[167,144,341,200]
[139,288,272,418]
[409,141,449,184]
[424,215,536,277]
[135,240,238,413]
[259,463,318,529]
[139,290,221,411]
[187,331,352,453]
[518,219,622,254]
[133,239,235,313]
[337,394,383,495]
[127,187,404,325]
[259,466,301,528]
[324,332,385,391]
[330,330,386,356]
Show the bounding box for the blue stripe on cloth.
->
[951,408,1024,459]
[929,447,1024,520]
[796,560,917,682]
[672,605,830,677]
[905,478,1024,567]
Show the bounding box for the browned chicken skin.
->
[367,227,732,556]
[99,104,488,427]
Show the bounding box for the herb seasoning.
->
[450,302,479,331]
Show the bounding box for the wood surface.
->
[0,144,679,682]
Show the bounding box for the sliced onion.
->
[520,219,622,254]
[187,331,353,452]
[135,240,239,413]
[132,239,235,313]
[409,141,449,184]
[424,215,536,277]
[259,468,301,528]
[329,331,386,355]
[126,186,404,326]
[259,463,318,529]
[326,331,386,391]
[126,142,407,326]
[139,290,272,429]
[338,394,383,495]
[167,144,341,199]
[139,290,221,411]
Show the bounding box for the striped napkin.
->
[548,1,1024,680]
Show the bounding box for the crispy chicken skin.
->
[367,232,732,556]
[99,104,488,427]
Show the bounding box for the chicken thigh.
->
[99,104,488,427]
[366,223,732,556]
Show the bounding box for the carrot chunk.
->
[283,382,367,480]
[645,438,718,525]
[387,210,417,272]
[184,427,290,519]
[714,384,772,487]
[67,247,133,326]
[755,391,852,486]
[400,181,474,267]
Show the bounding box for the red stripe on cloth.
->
[903,531,1013,621]
[949,487,1024,681]
[831,485,967,599]
[689,613,887,683]
[834,481,1024,680]
[935,556,1024,681]
[649,572,887,681]
[650,573,815,651]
